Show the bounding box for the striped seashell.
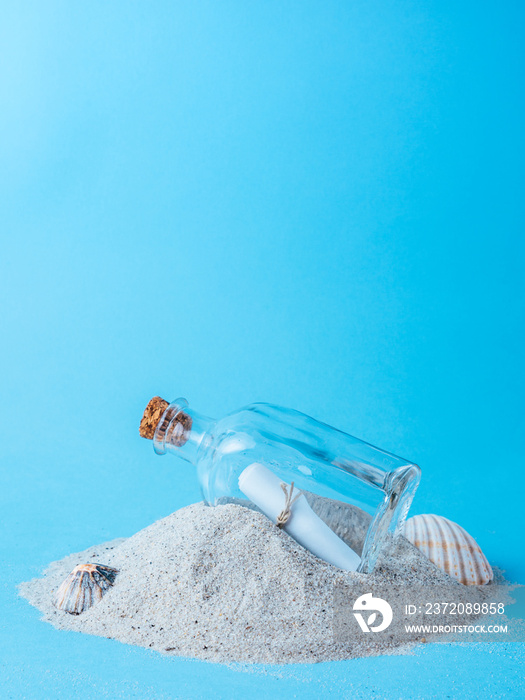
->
[53,563,118,614]
[403,514,493,586]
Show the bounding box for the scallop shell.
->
[403,514,493,586]
[53,563,118,614]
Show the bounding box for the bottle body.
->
[152,400,420,574]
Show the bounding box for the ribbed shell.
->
[53,563,118,614]
[403,514,493,586]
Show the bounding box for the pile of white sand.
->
[19,502,503,664]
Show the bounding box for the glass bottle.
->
[143,397,421,574]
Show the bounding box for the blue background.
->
[1,1,523,697]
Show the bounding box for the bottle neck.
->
[152,399,215,465]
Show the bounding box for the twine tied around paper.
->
[276,482,302,528]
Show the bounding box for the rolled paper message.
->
[238,462,361,572]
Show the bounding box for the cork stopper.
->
[139,396,193,448]
[139,396,169,439]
